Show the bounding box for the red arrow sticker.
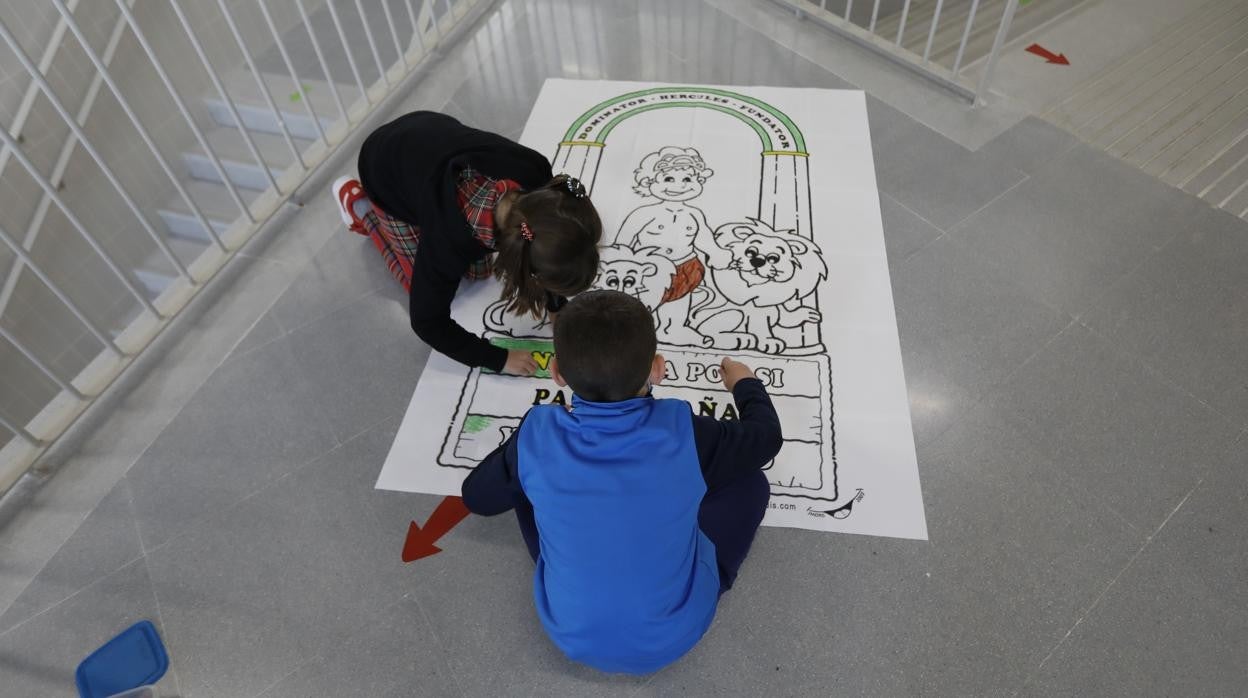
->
[1025,43,1069,65]
[402,496,471,562]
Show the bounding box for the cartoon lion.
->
[692,218,827,354]
[591,244,678,324]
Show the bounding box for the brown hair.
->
[494,175,602,317]
[554,290,657,402]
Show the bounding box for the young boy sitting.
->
[461,289,783,674]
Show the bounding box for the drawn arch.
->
[552,87,814,243]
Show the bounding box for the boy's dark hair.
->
[495,175,602,317]
[553,290,657,403]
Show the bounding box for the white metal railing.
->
[772,0,1021,103]
[0,0,482,491]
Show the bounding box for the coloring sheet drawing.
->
[377,79,928,540]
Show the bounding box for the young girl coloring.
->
[332,111,602,375]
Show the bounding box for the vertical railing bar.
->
[169,0,278,198]
[0,223,121,355]
[430,0,444,42]
[111,0,252,232]
[403,0,428,57]
[353,0,391,86]
[381,0,408,69]
[896,0,912,45]
[296,0,349,123]
[326,0,372,103]
[975,0,1020,103]
[951,0,981,76]
[869,0,881,33]
[0,23,165,314]
[52,0,197,281]
[923,0,945,62]
[215,0,307,169]
[820,0,828,9]
[0,326,86,399]
[258,0,329,147]
[0,409,42,447]
[844,0,854,22]
[0,123,157,316]
[0,0,134,328]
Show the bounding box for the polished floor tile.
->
[0,559,180,698]
[0,482,141,635]
[283,289,428,444]
[124,331,342,551]
[255,598,464,698]
[3,0,1248,694]
[946,143,1209,317]
[1020,441,1248,695]
[991,323,1242,532]
[267,229,391,334]
[893,236,1071,446]
[145,421,421,698]
[1083,206,1248,429]
[878,191,944,268]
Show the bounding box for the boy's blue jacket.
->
[461,378,782,674]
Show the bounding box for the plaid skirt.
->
[361,202,494,292]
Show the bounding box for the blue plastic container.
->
[74,620,169,698]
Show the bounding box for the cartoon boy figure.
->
[613,146,729,345]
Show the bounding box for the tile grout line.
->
[407,590,471,698]
[0,547,147,641]
[1012,479,1204,696]
[139,549,185,698]
[1076,319,1248,434]
[0,479,148,638]
[941,165,1033,236]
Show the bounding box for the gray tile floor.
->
[2,0,1247,695]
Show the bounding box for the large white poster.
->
[377,80,927,540]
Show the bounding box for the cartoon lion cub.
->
[693,218,827,354]
[590,244,677,324]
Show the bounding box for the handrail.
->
[0,0,486,492]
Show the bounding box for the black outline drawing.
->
[468,87,841,503]
[612,146,720,346]
[436,347,839,502]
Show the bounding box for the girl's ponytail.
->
[494,176,601,317]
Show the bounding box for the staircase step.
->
[1182,125,1248,196]
[1141,76,1248,177]
[1080,28,1248,147]
[1052,0,1247,128]
[182,126,313,191]
[1164,108,1248,186]
[205,70,355,140]
[133,237,211,299]
[156,180,258,243]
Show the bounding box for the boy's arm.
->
[691,375,784,489]
[692,206,731,269]
[460,419,526,516]
[613,206,654,247]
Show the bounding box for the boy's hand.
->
[503,349,539,376]
[720,357,756,391]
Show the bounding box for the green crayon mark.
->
[486,338,555,379]
[463,415,493,434]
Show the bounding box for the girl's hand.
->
[503,349,539,376]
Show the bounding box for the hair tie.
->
[562,176,587,199]
[519,221,534,241]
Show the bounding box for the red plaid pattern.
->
[360,169,520,291]
[456,169,521,280]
